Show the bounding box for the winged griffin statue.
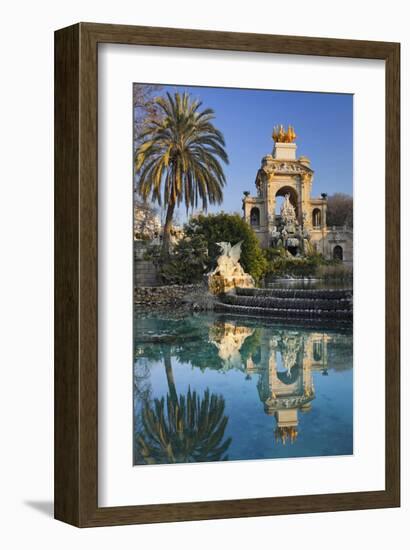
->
[207,241,255,294]
[210,241,247,278]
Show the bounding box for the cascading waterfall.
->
[216,287,353,323]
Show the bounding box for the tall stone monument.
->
[242,125,353,266]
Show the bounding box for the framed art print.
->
[54,23,400,526]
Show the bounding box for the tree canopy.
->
[326,193,353,228]
[184,212,268,282]
[135,92,229,254]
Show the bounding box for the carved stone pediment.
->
[272,161,313,175]
[259,157,313,178]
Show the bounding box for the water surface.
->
[133,312,353,465]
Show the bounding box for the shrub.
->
[264,248,349,278]
[263,246,287,263]
[159,234,209,285]
[184,213,268,282]
[316,263,353,281]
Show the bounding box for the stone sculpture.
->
[207,241,255,295]
[272,124,297,143]
[280,193,296,224]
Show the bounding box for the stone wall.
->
[134,284,205,309]
[324,227,353,268]
[134,259,159,287]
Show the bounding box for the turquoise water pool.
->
[133,312,353,465]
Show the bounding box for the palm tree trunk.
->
[162,202,175,257]
[163,349,178,404]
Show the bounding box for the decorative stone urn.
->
[207,241,255,295]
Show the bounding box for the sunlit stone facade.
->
[243,128,353,267]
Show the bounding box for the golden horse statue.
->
[272,124,297,143]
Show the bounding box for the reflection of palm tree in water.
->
[136,348,232,464]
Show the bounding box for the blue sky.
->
[136,84,353,223]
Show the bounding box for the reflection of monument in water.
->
[209,320,333,444]
[209,321,255,370]
[253,330,331,445]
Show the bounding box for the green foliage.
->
[263,246,287,262]
[262,248,341,277]
[135,91,229,210]
[147,212,352,284]
[135,91,229,254]
[184,213,268,282]
[159,234,209,285]
[316,263,353,281]
[239,328,262,363]
[136,387,232,464]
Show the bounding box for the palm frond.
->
[136,387,231,464]
[135,91,229,216]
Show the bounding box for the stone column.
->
[322,199,327,228]
[266,175,276,236]
[301,173,312,230]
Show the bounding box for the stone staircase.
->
[216,287,353,323]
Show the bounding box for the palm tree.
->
[135,92,229,255]
[135,349,232,464]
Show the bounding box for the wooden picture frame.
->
[54,22,400,527]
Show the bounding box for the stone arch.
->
[275,186,299,217]
[250,207,260,227]
[252,347,261,365]
[312,208,322,228]
[277,365,301,385]
[333,245,343,261]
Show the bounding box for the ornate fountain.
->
[271,193,312,256]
